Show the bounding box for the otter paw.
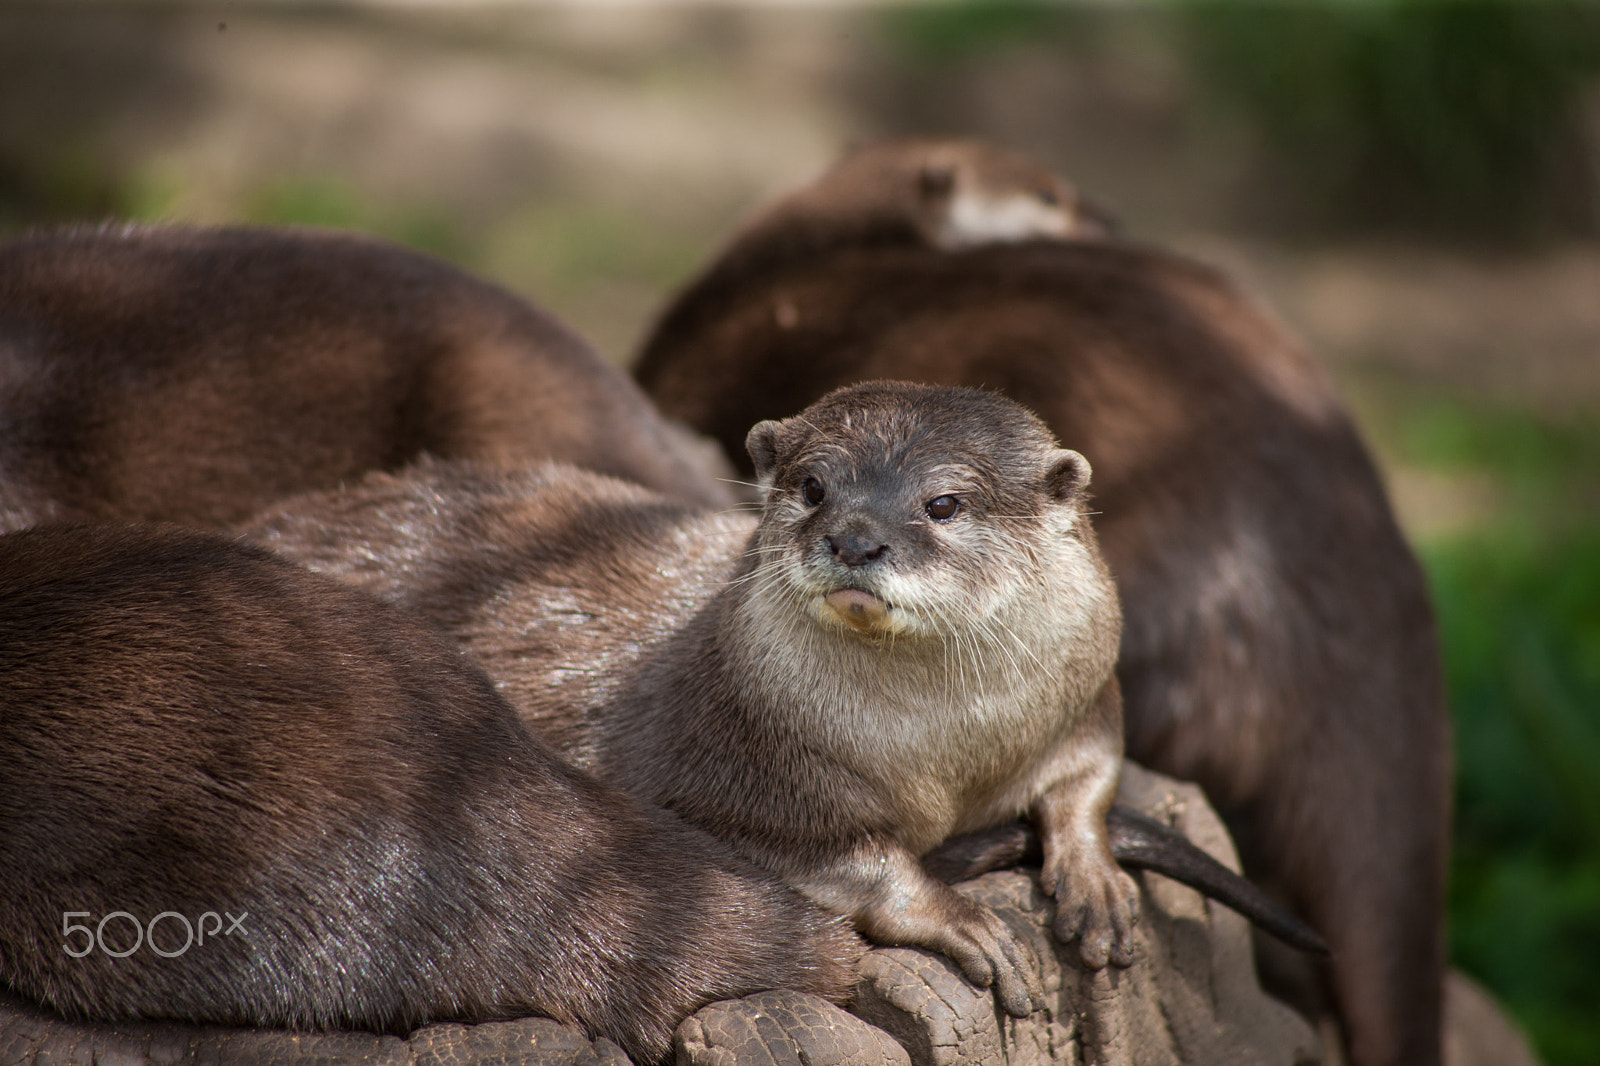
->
[935,892,1043,1017]
[1048,861,1140,969]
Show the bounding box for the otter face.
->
[908,142,1116,249]
[744,382,1091,643]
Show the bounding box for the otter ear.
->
[746,420,784,481]
[918,163,955,198]
[1045,449,1092,503]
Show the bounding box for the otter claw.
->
[938,897,1041,1016]
[993,968,1037,1018]
[993,926,1043,1016]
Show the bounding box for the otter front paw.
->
[803,840,1044,1017]
[1043,853,1140,969]
[932,889,1043,1017]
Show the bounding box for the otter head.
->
[868,138,1117,249]
[744,381,1094,643]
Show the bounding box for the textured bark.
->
[0,998,628,1066]
[675,991,909,1066]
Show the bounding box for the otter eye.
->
[801,478,826,507]
[919,165,955,198]
[1037,188,1060,207]
[925,495,960,522]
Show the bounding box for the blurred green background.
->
[3,1,1597,1061]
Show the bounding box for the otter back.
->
[0,224,730,531]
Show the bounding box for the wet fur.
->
[631,145,1451,1066]
[0,224,729,532]
[247,383,1140,1017]
[0,524,860,1065]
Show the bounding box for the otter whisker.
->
[975,618,1025,685]
[988,614,1048,674]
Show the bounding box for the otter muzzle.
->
[823,588,891,634]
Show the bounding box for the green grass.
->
[1383,392,1600,1065]
[1178,0,1600,242]
[231,175,702,361]
[245,176,472,264]
[876,0,1069,63]
[877,0,1600,242]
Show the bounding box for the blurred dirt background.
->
[2,2,1597,1062]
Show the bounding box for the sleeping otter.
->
[0,523,858,1065]
[703,137,1113,285]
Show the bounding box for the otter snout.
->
[825,531,888,567]
[816,522,899,635]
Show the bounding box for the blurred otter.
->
[630,141,1451,1066]
[0,224,730,532]
[0,523,859,1065]
[250,383,1326,1021]
[705,138,1113,283]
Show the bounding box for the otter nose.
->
[826,532,888,567]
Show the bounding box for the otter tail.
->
[924,807,1329,956]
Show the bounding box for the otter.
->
[248,383,1325,1021]
[0,523,860,1065]
[0,224,730,532]
[630,144,1450,1066]
[696,138,1113,297]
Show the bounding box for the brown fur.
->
[631,146,1451,1066]
[247,383,1140,1018]
[0,224,730,531]
[0,523,860,1065]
